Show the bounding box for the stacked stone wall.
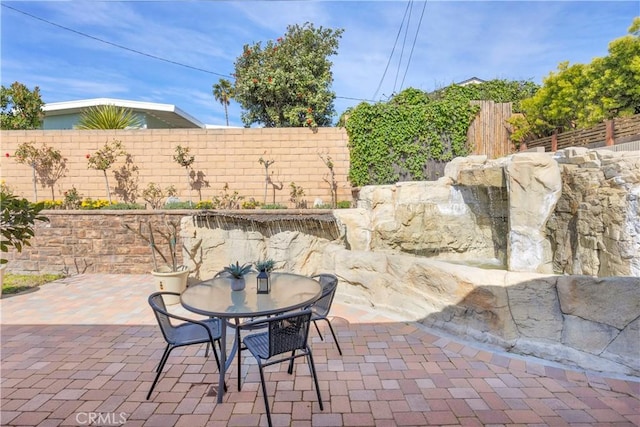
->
[6,211,189,275]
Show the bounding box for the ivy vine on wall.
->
[343,80,539,187]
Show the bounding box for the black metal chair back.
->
[311,273,339,316]
[310,273,342,355]
[268,310,311,357]
[147,292,222,400]
[149,292,179,344]
[242,309,322,427]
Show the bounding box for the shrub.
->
[164,201,193,210]
[63,186,82,209]
[212,183,244,209]
[289,182,306,208]
[103,202,145,210]
[142,183,177,209]
[80,198,111,210]
[195,200,214,209]
[241,198,261,209]
[1,183,49,264]
[42,200,64,210]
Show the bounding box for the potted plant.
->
[0,183,49,288]
[124,217,190,304]
[254,258,276,294]
[254,258,276,273]
[223,261,253,291]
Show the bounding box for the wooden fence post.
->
[605,120,615,146]
[551,132,558,152]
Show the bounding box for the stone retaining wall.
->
[5,211,189,275]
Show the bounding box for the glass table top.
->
[180,271,322,318]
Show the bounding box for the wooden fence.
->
[468,101,514,159]
[523,114,640,152]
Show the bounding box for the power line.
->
[393,1,412,94]
[3,3,377,105]
[335,95,376,103]
[2,3,232,79]
[371,1,411,101]
[400,1,427,91]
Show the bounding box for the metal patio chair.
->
[310,273,342,355]
[147,291,223,400]
[241,309,323,427]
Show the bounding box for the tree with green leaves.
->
[173,145,195,207]
[87,139,127,203]
[509,18,640,144]
[14,141,67,202]
[76,104,142,129]
[232,22,344,128]
[0,81,45,130]
[213,79,234,126]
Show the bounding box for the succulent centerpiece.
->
[223,261,253,291]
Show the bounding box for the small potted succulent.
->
[254,258,276,294]
[223,261,253,291]
[254,258,276,273]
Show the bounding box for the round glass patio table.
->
[180,271,322,403]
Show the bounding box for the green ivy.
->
[344,80,538,187]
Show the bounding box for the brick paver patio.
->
[1,274,638,426]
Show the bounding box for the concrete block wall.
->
[0,127,352,207]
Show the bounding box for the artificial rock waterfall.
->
[182,147,639,376]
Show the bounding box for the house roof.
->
[457,77,486,86]
[42,98,205,128]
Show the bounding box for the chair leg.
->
[313,320,324,341]
[256,361,273,427]
[156,344,171,373]
[305,348,323,411]
[287,350,296,374]
[323,318,342,355]
[148,345,174,400]
[210,340,222,371]
[236,327,243,391]
[210,340,228,393]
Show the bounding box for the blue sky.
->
[1,1,637,127]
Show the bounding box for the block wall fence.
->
[0,127,352,207]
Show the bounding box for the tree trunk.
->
[31,166,38,202]
[102,170,111,203]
